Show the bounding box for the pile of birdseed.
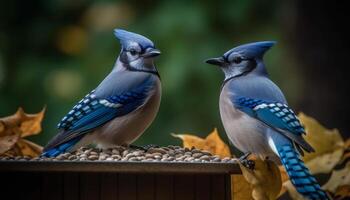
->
[0,145,237,163]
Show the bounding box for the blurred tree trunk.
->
[284,1,349,137]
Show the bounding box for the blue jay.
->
[206,42,329,200]
[43,29,161,157]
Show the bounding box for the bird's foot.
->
[239,152,251,161]
[129,144,160,151]
[239,152,255,170]
[240,159,255,170]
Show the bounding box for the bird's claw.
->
[240,159,255,170]
[239,152,255,170]
[239,152,251,160]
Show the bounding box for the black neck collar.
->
[221,59,257,88]
[121,61,160,78]
[222,71,246,85]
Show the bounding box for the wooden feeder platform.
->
[0,161,240,200]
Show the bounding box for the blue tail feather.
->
[278,144,329,200]
[41,137,82,157]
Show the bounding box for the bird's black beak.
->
[143,48,161,58]
[205,57,225,66]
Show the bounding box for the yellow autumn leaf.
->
[171,133,207,150]
[172,128,231,158]
[279,166,289,183]
[18,107,46,137]
[333,185,350,200]
[298,112,344,163]
[239,158,282,200]
[15,139,43,157]
[281,113,347,199]
[323,163,350,193]
[283,181,306,200]
[0,107,45,157]
[172,128,283,200]
[231,175,253,200]
[172,128,253,199]
[0,134,20,154]
[277,166,289,196]
[206,129,232,158]
[0,121,4,133]
[0,107,46,137]
[340,139,350,165]
[306,148,344,174]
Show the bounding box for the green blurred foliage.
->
[0,0,304,146]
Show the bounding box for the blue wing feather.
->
[41,135,84,157]
[57,75,153,132]
[232,97,314,152]
[70,97,145,134]
[43,75,155,155]
[57,90,100,130]
[233,97,305,136]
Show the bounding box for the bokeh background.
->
[0,0,348,147]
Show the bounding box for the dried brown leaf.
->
[239,158,282,200]
[280,113,347,199]
[171,128,231,158]
[0,121,4,133]
[277,166,289,197]
[306,148,344,174]
[0,107,45,157]
[340,152,350,165]
[19,107,46,137]
[279,166,289,183]
[15,139,43,157]
[283,181,306,200]
[323,163,350,193]
[0,107,45,137]
[205,128,231,158]
[173,129,284,200]
[298,113,344,163]
[171,133,206,150]
[231,175,253,200]
[345,139,350,148]
[0,134,20,154]
[339,139,350,165]
[333,185,350,200]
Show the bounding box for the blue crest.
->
[224,41,276,59]
[114,29,154,49]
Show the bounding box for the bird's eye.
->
[129,49,137,56]
[233,57,242,64]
